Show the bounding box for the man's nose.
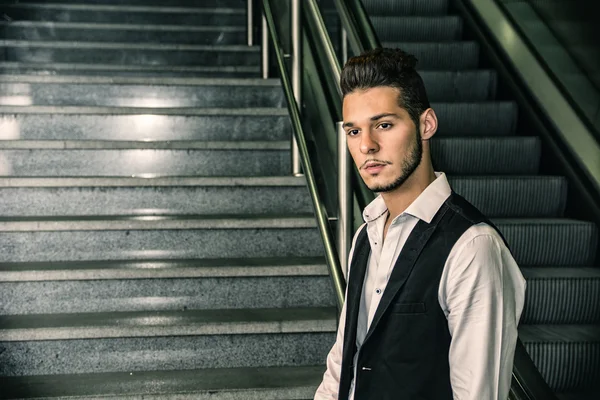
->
[360,132,379,154]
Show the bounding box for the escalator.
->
[320,0,599,398]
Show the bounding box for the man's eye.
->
[379,123,392,129]
[347,129,359,136]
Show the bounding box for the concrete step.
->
[0,214,323,262]
[0,307,337,376]
[0,107,290,141]
[4,0,246,6]
[0,76,285,108]
[0,21,247,45]
[0,71,495,105]
[0,257,333,315]
[0,175,565,218]
[0,217,595,266]
[0,365,324,400]
[0,61,260,78]
[0,102,514,141]
[0,4,246,26]
[0,176,312,217]
[0,136,534,177]
[521,324,600,392]
[0,143,291,177]
[0,40,260,67]
[521,267,600,324]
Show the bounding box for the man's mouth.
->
[361,160,390,174]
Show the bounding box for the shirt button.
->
[375,288,382,295]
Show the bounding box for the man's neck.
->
[380,165,437,222]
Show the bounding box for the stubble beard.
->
[369,130,423,193]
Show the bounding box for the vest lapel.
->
[362,203,450,345]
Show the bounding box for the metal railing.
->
[258,0,346,308]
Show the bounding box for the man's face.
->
[342,86,422,193]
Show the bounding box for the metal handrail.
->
[331,0,381,56]
[260,0,346,309]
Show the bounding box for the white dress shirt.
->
[314,172,526,400]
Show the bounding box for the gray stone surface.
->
[0,113,290,141]
[0,62,261,78]
[0,184,312,216]
[0,227,324,262]
[0,332,335,376]
[0,148,291,177]
[0,276,336,314]
[0,5,247,26]
[0,82,285,108]
[0,365,324,400]
[1,21,247,45]
[1,41,260,66]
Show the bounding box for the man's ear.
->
[420,108,438,141]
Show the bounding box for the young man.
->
[314,48,526,399]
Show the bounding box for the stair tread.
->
[0,105,288,115]
[0,74,280,86]
[0,256,328,281]
[0,20,246,32]
[0,213,318,231]
[1,39,256,51]
[0,175,307,187]
[519,324,600,343]
[0,365,325,399]
[0,140,290,150]
[1,3,245,13]
[0,61,259,73]
[0,306,338,341]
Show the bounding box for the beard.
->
[369,130,423,193]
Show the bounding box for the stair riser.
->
[0,114,291,141]
[0,8,246,26]
[449,177,566,218]
[0,332,335,376]
[1,45,259,67]
[0,228,323,262]
[0,276,335,315]
[6,0,246,6]
[1,25,246,45]
[370,16,462,41]
[362,0,449,15]
[0,83,285,108]
[525,341,600,392]
[0,186,312,216]
[432,102,517,136]
[0,142,541,176]
[498,222,597,266]
[0,178,565,217]
[0,149,291,177]
[0,64,261,78]
[522,278,600,324]
[431,138,540,174]
[380,42,480,70]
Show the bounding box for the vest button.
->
[375,288,382,294]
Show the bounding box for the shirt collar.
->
[362,172,452,224]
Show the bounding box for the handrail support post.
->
[337,121,352,278]
[291,0,303,176]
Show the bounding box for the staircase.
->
[355,0,600,398]
[0,0,335,398]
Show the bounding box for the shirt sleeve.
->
[439,224,526,400]
[314,223,365,400]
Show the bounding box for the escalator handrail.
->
[331,0,381,55]
[260,0,346,310]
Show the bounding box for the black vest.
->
[338,192,501,400]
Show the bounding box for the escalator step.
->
[421,70,497,101]
[381,42,480,70]
[371,16,462,42]
[448,176,566,217]
[431,102,517,136]
[362,0,449,16]
[432,137,540,174]
[495,219,597,266]
[520,324,600,392]
[521,267,600,324]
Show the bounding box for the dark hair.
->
[340,48,430,127]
